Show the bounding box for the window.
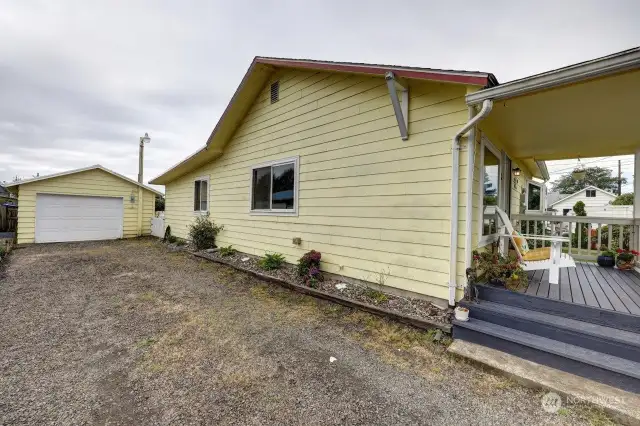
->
[193,177,209,212]
[479,138,502,244]
[586,189,596,197]
[563,208,571,216]
[270,81,279,104]
[526,181,544,212]
[250,157,298,215]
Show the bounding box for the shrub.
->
[174,238,186,247]
[0,246,6,259]
[297,250,323,287]
[167,235,177,244]
[219,245,237,257]
[188,215,224,250]
[163,225,172,242]
[259,252,286,271]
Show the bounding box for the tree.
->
[573,201,586,216]
[572,201,588,249]
[611,193,634,205]
[550,166,626,194]
[155,196,165,211]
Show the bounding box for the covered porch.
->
[467,47,640,301]
[453,48,640,393]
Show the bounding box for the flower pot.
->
[597,255,615,268]
[616,259,635,271]
[454,306,469,322]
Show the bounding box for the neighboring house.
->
[5,165,162,244]
[151,57,543,306]
[549,185,632,218]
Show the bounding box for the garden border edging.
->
[192,252,452,333]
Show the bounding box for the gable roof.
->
[548,185,617,207]
[150,56,497,185]
[5,165,164,197]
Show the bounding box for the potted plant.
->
[615,248,638,270]
[597,247,616,268]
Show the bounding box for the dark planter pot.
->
[597,255,615,268]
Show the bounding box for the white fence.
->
[151,217,165,238]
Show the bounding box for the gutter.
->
[449,99,493,306]
[466,47,640,105]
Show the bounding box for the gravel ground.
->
[200,250,451,325]
[0,239,614,425]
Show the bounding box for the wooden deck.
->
[526,263,640,316]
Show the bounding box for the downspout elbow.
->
[449,99,493,306]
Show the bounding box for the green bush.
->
[174,238,186,247]
[259,253,286,271]
[219,245,237,257]
[167,235,177,244]
[0,246,6,259]
[163,225,172,241]
[188,215,224,250]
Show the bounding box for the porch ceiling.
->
[478,69,640,162]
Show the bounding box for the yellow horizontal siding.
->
[16,169,157,243]
[165,69,471,300]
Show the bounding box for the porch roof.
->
[467,47,640,162]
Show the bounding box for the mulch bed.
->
[194,249,452,331]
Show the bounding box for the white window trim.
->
[525,180,545,213]
[193,175,209,215]
[249,156,299,216]
[478,137,503,247]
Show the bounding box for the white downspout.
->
[449,99,493,306]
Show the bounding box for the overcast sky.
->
[1,0,638,192]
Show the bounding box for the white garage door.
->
[35,194,124,243]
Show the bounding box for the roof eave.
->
[466,46,640,105]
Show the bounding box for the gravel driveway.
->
[0,240,613,425]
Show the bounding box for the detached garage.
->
[5,165,163,244]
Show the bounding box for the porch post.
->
[634,149,640,251]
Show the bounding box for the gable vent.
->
[270,81,279,104]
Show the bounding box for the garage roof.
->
[5,165,164,197]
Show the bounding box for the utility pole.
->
[618,159,622,195]
[138,133,151,183]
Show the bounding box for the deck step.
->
[453,319,640,393]
[459,300,640,362]
[473,284,640,332]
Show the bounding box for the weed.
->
[219,245,237,257]
[258,252,286,270]
[167,235,178,244]
[556,408,570,416]
[363,287,388,304]
[174,238,187,246]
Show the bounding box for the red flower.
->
[616,248,624,253]
[632,250,640,256]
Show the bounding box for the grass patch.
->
[137,337,157,348]
[138,291,157,302]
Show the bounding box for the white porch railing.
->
[511,214,639,261]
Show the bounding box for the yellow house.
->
[151,49,640,307]
[6,165,162,244]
